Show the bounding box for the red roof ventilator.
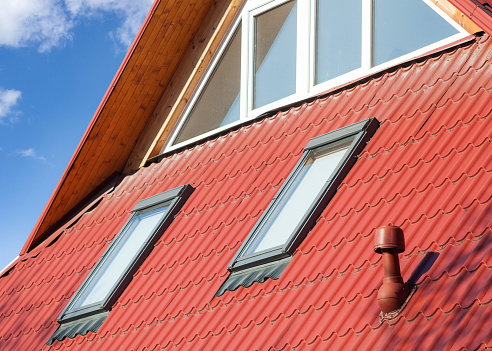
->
[374,226,411,313]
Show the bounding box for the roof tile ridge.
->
[195,166,255,188]
[347,146,490,189]
[362,137,491,176]
[342,168,490,215]
[320,200,489,251]
[457,57,492,78]
[382,105,436,125]
[321,103,372,123]
[438,86,492,109]
[355,147,490,192]
[383,44,462,79]
[428,261,491,285]
[424,299,487,320]
[213,273,380,314]
[299,231,375,254]
[111,179,157,200]
[0,320,55,343]
[363,114,491,159]
[186,185,264,217]
[362,112,489,159]
[369,73,457,107]
[156,126,305,183]
[149,243,241,274]
[123,265,231,301]
[180,180,284,219]
[69,209,129,233]
[0,293,68,320]
[440,227,491,248]
[41,236,108,266]
[158,215,254,248]
[156,141,258,182]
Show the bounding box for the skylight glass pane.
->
[243,137,353,255]
[316,0,361,84]
[254,0,297,109]
[373,0,459,66]
[70,206,169,309]
[173,25,242,145]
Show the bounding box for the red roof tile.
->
[1,32,492,351]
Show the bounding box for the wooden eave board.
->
[25,0,216,251]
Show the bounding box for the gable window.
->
[253,0,297,108]
[166,0,465,151]
[216,118,379,295]
[173,26,242,145]
[47,185,194,344]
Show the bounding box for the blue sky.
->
[0,0,154,270]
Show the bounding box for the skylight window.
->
[167,0,465,150]
[48,185,194,344]
[216,118,379,295]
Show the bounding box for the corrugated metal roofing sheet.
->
[1,34,491,350]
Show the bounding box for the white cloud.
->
[0,89,22,124]
[0,0,73,52]
[65,0,155,48]
[0,0,154,52]
[14,148,46,161]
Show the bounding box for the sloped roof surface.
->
[1,34,491,350]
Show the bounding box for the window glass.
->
[70,206,169,309]
[173,25,242,145]
[373,0,459,65]
[243,137,353,255]
[316,0,362,84]
[254,0,297,109]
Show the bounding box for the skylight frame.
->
[57,184,194,324]
[228,118,380,272]
[164,0,468,153]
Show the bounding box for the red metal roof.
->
[1,33,491,350]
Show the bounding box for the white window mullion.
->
[361,0,372,70]
[240,12,250,120]
[297,0,310,95]
[309,0,316,91]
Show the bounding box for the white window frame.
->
[164,0,468,153]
